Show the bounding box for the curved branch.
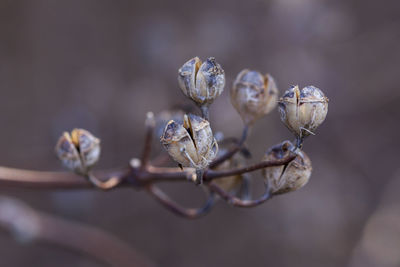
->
[204,153,296,181]
[208,181,272,207]
[146,184,215,219]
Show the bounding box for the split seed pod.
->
[278,85,328,140]
[160,114,218,179]
[231,70,278,125]
[154,109,186,141]
[262,141,312,195]
[178,57,225,107]
[55,129,100,174]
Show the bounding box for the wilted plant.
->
[1,56,329,219]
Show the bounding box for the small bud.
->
[178,57,225,106]
[160,114,218,178]
[278,85,328,140]
[231,70,278,125]
[55,129,100,174]
[262,141,312,195]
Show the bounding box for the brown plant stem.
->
[146,184,215,219]
[0,166,128,189]
[0,152,294,218]
[0,154,295,189]
[208,182,272,207]
[203,153,296,181]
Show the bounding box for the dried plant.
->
[0,56,329,219]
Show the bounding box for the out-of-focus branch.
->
[0,196,154,267]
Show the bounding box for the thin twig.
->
[209,125,249,169]
[208,181,272,207]
[0,153,295,189]
[0,196,154,267]
[204,153,296,181]
[146,184,215,219]
[0,166,129,189]
[86,171,122,190]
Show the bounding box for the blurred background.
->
[0,0,399,266]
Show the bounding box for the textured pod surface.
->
[55,132,83,173]
[154,109,186,141]
[262,141,312,195]
[160,114,218,170]
[55,129,100,174]
[178,57,225,106]
[278,85,328,138]
[160,120,198,167]
[231,70,278,125]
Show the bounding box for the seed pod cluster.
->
[278,85,328,140]
[262,141,312,195]
[178,57,225,107]
[160,114,218,172]
[55,129,100,174]
[231,70,278,125]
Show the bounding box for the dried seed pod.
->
[55,129,100,174]
[231,70,279,125]
[262,141,312,195]
[160,114,218,179]
[154,109,186,140]
[178,57,225,107]
[278,85,328,140]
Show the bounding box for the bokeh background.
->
[0,0,399,266]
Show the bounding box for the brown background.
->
[0,0,399,266]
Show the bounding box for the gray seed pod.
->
[154,109,186,141]
[262,141,312,195]
[160,114,218,172]
[178,57,225,106]
[278,85,328,139]
[55,129,100,174]
[231,70,278,125]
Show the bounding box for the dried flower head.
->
[231,70,278,125]
[262,141,312,195]
[178,57,225,107]
[55,129,100,174]
[160,114,218,176]
[278,85,328,140]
